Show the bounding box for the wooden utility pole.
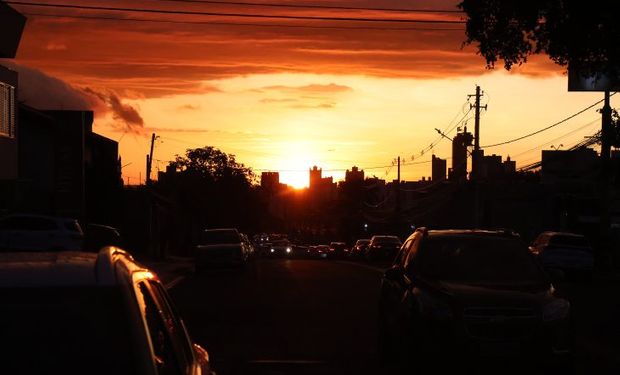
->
[395,156,401,224]
[146,133,156,185]
[600,91,612,254]
[469,85,487,179]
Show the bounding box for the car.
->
[328,241,349,258]
[0,247,214,375]
[529,231,595,280]
[378,228,572,371]
[240,233,256,259]
[365,235,402,261]
[194,228,250,270]
[350,239,370,258]
[0,213,84,252]
[83,223,123,251]
[268,239,294,257]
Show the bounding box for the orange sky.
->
[3,0,617,187]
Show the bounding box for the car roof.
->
[0,248,150,287]
[0,213,77,222]
[540,231,585,238]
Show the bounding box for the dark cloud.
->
[0,60,104,111]
[178,104,201,110]
[85,88,145,133]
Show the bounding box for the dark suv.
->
[0,248,213,375]
[379,228,571,371]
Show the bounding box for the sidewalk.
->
[137,255,195,289]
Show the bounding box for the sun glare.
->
[277,142,316,189]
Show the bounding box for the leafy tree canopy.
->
[171,146,255,185]
[459,0,620,76]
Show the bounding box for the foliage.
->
[171,146,255,185]
[459,0,620,76]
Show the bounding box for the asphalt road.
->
[169,259,620,375]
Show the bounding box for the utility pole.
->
[469,85,487,179]
[600,91,612,257]
[469,86,486,228]
[146,132,156,185]
[395,156,401,226]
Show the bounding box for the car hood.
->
[434,280,552,307]
[196,243,241,250]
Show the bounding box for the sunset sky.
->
[3,0,617,188]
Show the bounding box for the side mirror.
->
[384,266,403,282]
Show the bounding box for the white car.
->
[529,231,594,278]
[0,214,84,251]
[195,228,250,270]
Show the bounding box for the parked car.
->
[529,231,594,280]
[0,214,83,252]
[83,223,122,251]
[350,239,370,258]
[195,228,250,270]
[240,233,256,259]
[379,228,571,371]
[365,235,402,261]
[328,241,349,259]
[0,247,213,375]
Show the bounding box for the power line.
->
[7,1,466,23]
[482,94,616,148]
[149,0,464,14]
[23,12,464,31]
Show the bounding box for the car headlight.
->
[270,248,275,253]
[543,299,570,322]
[286,247,291,253]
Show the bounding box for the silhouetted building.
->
[480,154,503,180]
[261,171,280,191]
[0,65,17,182]
[0,2,26,59]
[431,155,446,182]
[541,148,599,185]
[449,128,473,182]
[17,106,121,221]
[0,3,24,211]
[309,165,336,201]
[309,166,322,189]
[504,156,516,174]
[345,166,364,183]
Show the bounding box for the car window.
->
[148,280,195,372]
[201,230,240,244]
[549,235,590,248]
[417,236,546,284]
[403,236,421,274]
[394,239,413,267]
[137,282,182,375]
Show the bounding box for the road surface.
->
[170,258,620,375]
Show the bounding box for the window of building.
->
[0,81,16,138]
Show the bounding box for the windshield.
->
[374,237,401,245]
[202,230,240,244]
[550,235,590,249]
[418,236,546,284]
[0,286,137,374]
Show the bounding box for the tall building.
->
[504,156,516,174]
[481,154,503,179]
[449,128,473,182]
[309,166,322,189]
[345,166,364,183]
[261,171,280,191]
[431,155,446,182]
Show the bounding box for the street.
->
[170,259,620,375]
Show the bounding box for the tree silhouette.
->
[459,1,620,76]
[171,146,255,184]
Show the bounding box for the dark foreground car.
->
[350,239,370,259]
[529,231,594,280]
[0,248,213,375]
[379,228,572,372]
